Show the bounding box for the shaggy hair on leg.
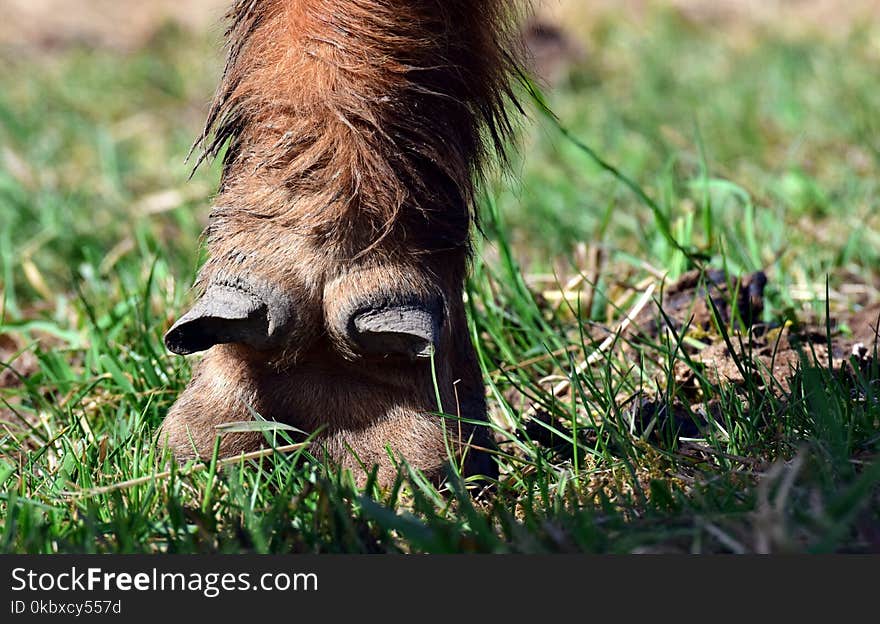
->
[160,0,527,483]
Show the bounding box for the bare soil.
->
[3,0,876,53]
[0,0,227,51]
[0,334,38,389]
[538,0,880,36]
[623,269,879,441]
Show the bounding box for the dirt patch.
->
[538,0,880,38]
[4,1,876,54]
[847,302,880,346]
[0,0,227,52]
[0,333,41,456]
[621,268,879,386]
[526,0,880,82]
[513,268,880,453]
[521,18,588,85]
[0,334,38,389]
[624,269,878,441]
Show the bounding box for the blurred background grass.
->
[1,0,878,316]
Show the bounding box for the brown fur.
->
[159,0,525,483]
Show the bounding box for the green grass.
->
[1,12,879,553]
